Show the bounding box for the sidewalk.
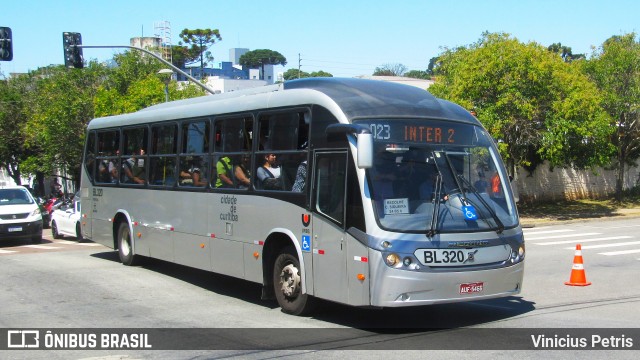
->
[520,207,640,228]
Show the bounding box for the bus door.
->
[311,151,348,304]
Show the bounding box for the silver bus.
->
[80,78,524,315]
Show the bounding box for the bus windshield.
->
[357,119,518,234]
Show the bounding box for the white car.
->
[0,185,43,243]
[51,197,83,241]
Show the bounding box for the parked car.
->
[50,195,83,241]
[0,185,43,243]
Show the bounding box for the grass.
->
[517,191,640,221]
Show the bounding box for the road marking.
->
[599,249,640,256]
[535,235,632,246]
[522,229,573,235]
[0,249,17,254]
[22,245,61,250]
[525,232,600,241]
[75,243,103,247]
[565,241,640,250]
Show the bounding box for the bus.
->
[80,78,524,315]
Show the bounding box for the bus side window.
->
[213,116,253,189]
[149,124,177,187]
[257,111,309,192]
[121,127,148,185]
[179,120,210,188]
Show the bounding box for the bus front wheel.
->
[117,222,138,266]
[273,246,315,315]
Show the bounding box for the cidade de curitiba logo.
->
[5,329,152,350]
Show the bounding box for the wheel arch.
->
[261,228,307,300]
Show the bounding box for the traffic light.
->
[63,32,84,68]
[0,27,12,61]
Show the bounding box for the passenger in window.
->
[215,156,234,188]
[123,148,146,184]
[257,153,281,190]
[181,157,207,187]
[291,143,308,192]
[291,159,307,192]
[234,155,251,189]
[98,159,111,182]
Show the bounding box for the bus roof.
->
[87,77,480,130]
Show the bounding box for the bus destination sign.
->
[360,120,476,146]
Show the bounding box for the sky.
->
[1,0,638,78]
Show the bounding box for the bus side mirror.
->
[357,133,373,168]
[326,123,373,169]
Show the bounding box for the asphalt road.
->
[1,217,639,359]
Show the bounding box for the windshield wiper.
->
[427,173,443,238]
[457,174,505,234]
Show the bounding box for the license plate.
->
[415,249,476,266]
[460,282,484,295]
[8,226,23,232]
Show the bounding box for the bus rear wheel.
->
[273,246,315,315]
[117,222,139,266]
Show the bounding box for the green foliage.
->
[239,49,287,80]
[581,32,640,199]
[0,74,31,184]
[94,51,205,117]
[429,32,613,173]
[21,62,109,186]
[373,63,407,76]
[404,70,431,79]
[178,28,222,69]
[283,69,333,80]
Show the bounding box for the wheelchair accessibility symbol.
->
[301,235,311,252]
[462,205,478,221]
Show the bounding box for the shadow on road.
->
[91,250,536,332]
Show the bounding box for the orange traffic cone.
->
[565,244,591,286]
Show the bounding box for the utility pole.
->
[298,53,301,79]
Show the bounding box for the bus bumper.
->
[369,256,524,307]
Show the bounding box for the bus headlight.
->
[385,253,401,267]
[510,245,525,263]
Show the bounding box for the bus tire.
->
[273,246,315,316]
[117,221,138,266]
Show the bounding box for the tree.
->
[178,28,222,73]
[582,33,640,200]
[282,69,333,81]
[283,68,309,80]
[239,49,287,80]
[429,32,613,175]
[94,51,204,117]
[20,62,108,190]
[548,42,586,62]
[309,70,333,78]
[404,70,431,79]
[0,73,31,186]
[373,63,407,76]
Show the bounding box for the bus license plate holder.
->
[8,226,23,232]
[459,282,484,295]
[416,249,476,266]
